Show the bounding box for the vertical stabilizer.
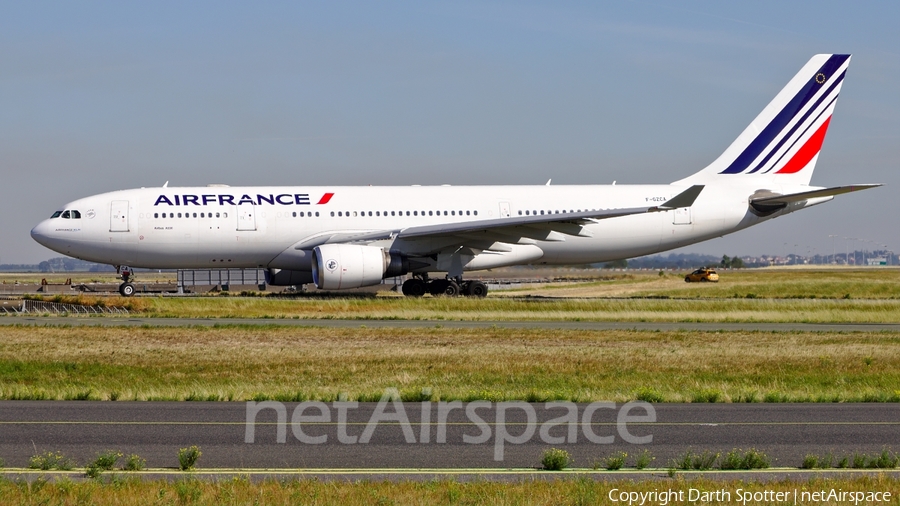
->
[675,54,850,186]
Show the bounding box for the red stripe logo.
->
[776,117,831,174]
[317,193,335,205]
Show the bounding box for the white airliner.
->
[32,54,879,297]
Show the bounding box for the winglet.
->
[656,185,705,210]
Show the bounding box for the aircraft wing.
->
[397,184,704,240]
[750,184,881,206]
[293,185,704,251]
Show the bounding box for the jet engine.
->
[311,244,408,290]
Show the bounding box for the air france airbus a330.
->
[32,54,880,297]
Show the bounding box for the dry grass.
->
[1,325,898,402]
[0,475,897,505]
[130,296,900,323]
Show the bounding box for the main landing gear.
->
[401,274,488,298]
[117,266,135,297]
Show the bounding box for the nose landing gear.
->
[117,266,135,297]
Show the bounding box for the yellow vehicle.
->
[684,268,719,283]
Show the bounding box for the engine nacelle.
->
[312,244,408,290]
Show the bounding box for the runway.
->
[1,402,898,471]
[2,316,899,332]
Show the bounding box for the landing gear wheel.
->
[428,279,448,296]
[402,278,426,297]
[428,279,460,296]
[441,281,460,297]
[119,282,135,297]
[465,280,488,297]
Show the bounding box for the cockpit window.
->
[71,210,81,219]
[61,210,71,219]
[51,211,63,218]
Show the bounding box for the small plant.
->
[29,451,75,471]
[635,450,654,470]
[720,448,770,470]
[867,449,898,469]
[635,387,664,403]
[667,467,677,478]
[178,446,202,471]
[84,464,102,479]
[541,448,571,471]
[93,450,122,471]
[801,454,819,469]
[605,452,627,470]
[852,453,868,469]
[837,456,849,468]
[691,389,722,403]
[674,450,718,470]
[124,454,146,471]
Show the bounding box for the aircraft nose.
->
[30,220,56,249]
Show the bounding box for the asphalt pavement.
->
[1,402,898,471]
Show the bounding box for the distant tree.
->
[731,256,744,269]
[38,261,51,273]
[720,255,731,268]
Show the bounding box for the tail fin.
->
[675,54,850,186]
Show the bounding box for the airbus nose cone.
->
[31,219,63,252]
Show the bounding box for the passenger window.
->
[193,213,197,218]
[474,211,477,215]
[154,213,159,218]
[315,212,319,217]
[216,212,220,218]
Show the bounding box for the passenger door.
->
[237,204,257,231]
[110,200,130,232]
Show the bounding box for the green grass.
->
[2,325,900,402]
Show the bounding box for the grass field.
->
[0,475,896,505]
[2,325,898,402]
[10,268,900,323]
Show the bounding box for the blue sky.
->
[2,1,897,263]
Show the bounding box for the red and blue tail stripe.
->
[718,54,850,176]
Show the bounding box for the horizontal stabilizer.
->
[750,184,881,206]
